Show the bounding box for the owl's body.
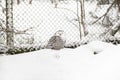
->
[46,30,65,50]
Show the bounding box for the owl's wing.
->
[46,36,65,50]
[46,36,57,49]
[52,36,65,50]
[48,36,57,43]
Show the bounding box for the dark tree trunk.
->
[17,0,20,4]
[6,0,14,48]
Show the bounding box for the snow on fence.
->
[0,0,120,54]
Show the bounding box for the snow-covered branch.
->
[14,27,33,35]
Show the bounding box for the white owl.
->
[46,30,66,50]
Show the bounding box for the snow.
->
[0,1,120,80]
[87,40,117,53]
[0,41,120,80]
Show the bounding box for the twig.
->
[77,0,82,39]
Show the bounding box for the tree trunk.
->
[77,0,82,39]
[6,0,14,48]
[17,0,20,4]
[80,0,86,37]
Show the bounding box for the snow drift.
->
[0,41,120,80]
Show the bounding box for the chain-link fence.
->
[0,0,120,54]
[13,0,81,47]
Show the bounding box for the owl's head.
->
[55,30,64,36]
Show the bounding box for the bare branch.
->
[14,27,33,35]
[0,27,33,35]
[92,0,116,24]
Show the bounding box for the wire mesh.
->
[0,0,120,52]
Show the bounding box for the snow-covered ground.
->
[0,41,120,80]
[0,1,120,79]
